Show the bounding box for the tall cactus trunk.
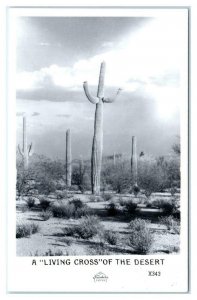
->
[91,100,103,195]
[83,61,121,195]
[66,129,72,187]
[18,116,32,171]
[22,116,28,170]
[113,152,116,166]
[131,136,138,187]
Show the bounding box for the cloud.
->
[39,42,50,46]
[56,114,71,118]
[16,16,185,102]
[32,112,40,117]
[16,87,86,102]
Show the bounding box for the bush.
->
[106,202,118,216]
[64,216,103,239]
[127,219,153,254]
[70,198,83,209]
[39,197,51,211]
[35,176,56,195]
[39,210,53,221]
[44,249,64,256]
[16,222,40,238]
[151,199,177,215]
[103,230,118,245]
[102,193,113,201]
[102,161,131,193]
[88,244,110,255]
[123,200,138,214]
[55,190,67,200]
[89,195,103,202]
[159,216,180,234]
[78,215,103,239]
[25,197,35,209]
[52,203,75,218]
[138,157,167,196]
[132,185,140,197]
[51,200,92,219]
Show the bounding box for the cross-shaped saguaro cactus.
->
[18,116,33,170]
[83,61,121,195]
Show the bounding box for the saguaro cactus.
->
[66,129,72,187]
[83,61,121,195]
[113,152,116,166]
[131,136,138,187]
[18,116,33,170]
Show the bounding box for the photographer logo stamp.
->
[93,272,108,282]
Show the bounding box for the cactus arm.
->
[18,145,24,157]
[103,88,122,103]
[83,81,99,104]
[28,143,33,156]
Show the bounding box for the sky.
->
[15,14,187,160]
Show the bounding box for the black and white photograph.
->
[15,12,185,256]
[5,6,189,293]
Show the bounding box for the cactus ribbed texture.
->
[18,116,33,170]
[66,129,72,187]
[131,136,138,187]
[83,61,121,195]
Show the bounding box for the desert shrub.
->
[16,222,40,238]
[31,223,40,234]
[168,245,180,253]
[102,193,113,201]
[39,210,53,221]
[55,190,68,200]
[52,203,75,218]
[138,157,168,196]
[70,198,83,209]
[127,219,153,254]
[151,199,177,215]
[103,230,118,245]
[123,200,138,214]
[32,249,74,256]
[89,195,103,202]
[63,216,103,239]
[44,249,64,256]
[25,197,35,209]
[72,163,91,193]
[132,185,140,196]
[102,161,131,193]
[88,244,110,255]
[146,202,152,208]
[51,201,92,219]
[118,196,126,206]
[76,215,103,239]
[39,197,51,211]
[35,176,56,195]
[159,216,180,234]
[106,202,118,216]
[63,226,78,237]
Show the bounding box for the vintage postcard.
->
[6,6,189,293]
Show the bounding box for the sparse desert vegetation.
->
[16,62,181,257]
[16,148,180,256]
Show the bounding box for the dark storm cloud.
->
[17,17,151,72]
